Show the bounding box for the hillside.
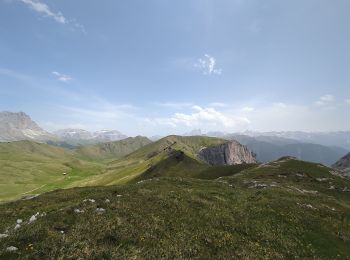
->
[79,135,237,186]
[75,136,152,161]
[0,158,349,258]
[0,141,105,202]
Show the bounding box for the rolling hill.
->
[75,136,152,161]
[79,135,255,186]
[0,137,153,202]
[0,157,349,258]
[0,141,105,202]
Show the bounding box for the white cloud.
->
[21,0,66,24]
[195,54,222,75]
[314,94,335,106]
[152,105,250,131]
[52,71,73,83]
[345,98,350,105]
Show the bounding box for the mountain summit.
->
[0,111,53,142]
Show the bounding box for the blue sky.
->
[0,0,350,136]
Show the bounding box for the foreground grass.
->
[1,158,349,259]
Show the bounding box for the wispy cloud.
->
[314,94,335,106]
[52,71,73,83]
[21,0,66,24]
[195,54,222,75]
[19,0,86,33]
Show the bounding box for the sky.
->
[0,0,350,136]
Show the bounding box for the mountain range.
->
[0,112,128,146]
[0,111,349,166]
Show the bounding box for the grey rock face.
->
[332,153,350,176]
[0,111,53,142]
[198,141,257,166]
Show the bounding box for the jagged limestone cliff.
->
[198,140,257,166]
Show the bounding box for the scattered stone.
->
[74,209,84,214]
[296,173,305,177]
[316,178,328,182]
[0,233,9,239]
[105,199,110,203]
[290,186,318,194]
[60,230,65,234]
[249,183,268,189]
[29,212,40,223]
[6,246,18,252]
[14,224,21,230]
[278,175,287,178]
[83,199,96,203]
[297,203,316,210]
[342,187,350,192]
[96,208,106,214]
[116,195,122,197]
[329,185,336,190]
[16,219,23,224]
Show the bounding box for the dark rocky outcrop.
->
[332,153,350,176]
[198,141,257,166]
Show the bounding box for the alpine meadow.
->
[1,1,350,259]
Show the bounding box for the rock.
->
[96,208,106,214]
[14,224,21,230]
[332,153,350,177]
[74,209,84,214]
[83,199,95,203]
[0,111,54,142]
[198,141,257,166]
[6,246,18,252]
[29,212,40,223]
[105,199,110,203]
[316,178,328,182]
[0,234,9,239]
[16,219,23,224]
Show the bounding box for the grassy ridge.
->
[75,136,152,161]
[0,158,349,258]
[80,135,228,187]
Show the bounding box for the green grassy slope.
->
[75,136,152,161]
[0,137,154,202]
[0,158,349,259]
[0,141,105,202]
[79,135,228,186]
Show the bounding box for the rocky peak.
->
[0,111,52,142]
[198,140,257,166]
[332,153,350,174]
